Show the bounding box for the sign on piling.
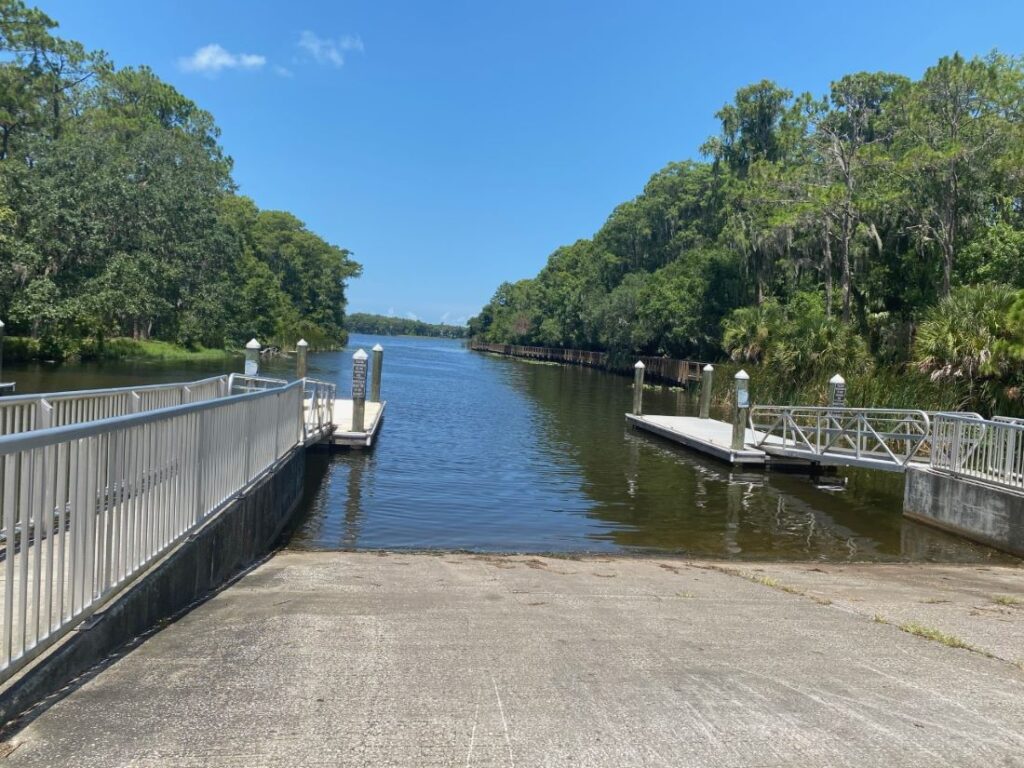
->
[245,338,261,376]
[352,348,368,432]
[829,374,846,407]
[732,370,749,450]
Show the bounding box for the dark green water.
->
[5,336,1016,561]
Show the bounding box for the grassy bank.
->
[2,336,240,364]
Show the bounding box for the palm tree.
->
[914,284,1018,381]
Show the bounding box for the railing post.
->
[732,370,750,450]
[632,361,645,416]
[352,348,368,432]
[130,391,141,413]
[194,410,206,522]
[37,398,52,429]
[371,344,384,403]
[699,364,714,419]
[0,318,4,390]
[296,338,308,379]
[245,338,261,376]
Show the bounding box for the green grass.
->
[96,338,239,362]
[897,622,975,650]
[3,335,241,363]
[992,594,1022,607]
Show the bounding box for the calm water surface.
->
[6,337,1015,561]
[288,334,1012,561]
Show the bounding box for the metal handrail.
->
[0,380,305,682]
[0,375,230,437]
[931,412,1024,490]
[227,373,289,394]
[301,378,336,442]
[749,405,933,468]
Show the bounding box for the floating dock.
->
[627,414,768,465]
[626,414,820,470]
[328,399,386,449]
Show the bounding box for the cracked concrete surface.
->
[2,552,1023,767]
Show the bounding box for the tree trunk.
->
[822,228,833,317]
[840,220,852,324]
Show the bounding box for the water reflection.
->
[288,335,1016,562]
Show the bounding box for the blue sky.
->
[42,1,1024,324]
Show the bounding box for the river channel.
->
[6,334,1016,561]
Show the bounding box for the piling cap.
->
[245,338,261,350]
[353,348,369,360]
[372,343,384,352]
[735,369,749,381]
[634,360,645,369]
[297,338,308,348]
[0,319,4,328]
[703,364,714,372]
[829,373,845,385]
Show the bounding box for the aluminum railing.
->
[0,376,230,437]
[302,379,336,442]
[749,406,933,469]
[0,380,305,681]
[227,373,289,395]
[229,374,335,442]
[931,412,1024,490]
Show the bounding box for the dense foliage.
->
[471,52,1024,412]
[0,2,360,359]
[346,313,468,338]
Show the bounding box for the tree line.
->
[347,313,468,338]
[470,51,1024,413]
[0,1,360,360]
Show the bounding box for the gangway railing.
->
[0,376,230,437]
[0,379,305,682]
[227,373,288,394]
[931,412,1024,491]
[302,379,335,442]
[749,406,933,470]
[229,374,335,442]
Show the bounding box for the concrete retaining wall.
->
[904,466,1024,557]
[0,446,307,725]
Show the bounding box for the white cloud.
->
[404,311,419,321]
[180,44,266,74]
[273,65,294,78]
[298,31,364,68]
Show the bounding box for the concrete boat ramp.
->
[3,552,1022,767]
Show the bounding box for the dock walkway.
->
[3,552,1023,767]
[327,399,386,448]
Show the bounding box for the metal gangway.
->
[748,405,1024,487]
[0,373,336,682]
[749,406,940,472]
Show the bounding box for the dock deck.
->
[327,399,386,448]
[627,414,768,465]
